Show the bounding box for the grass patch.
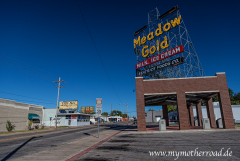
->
[169,123,179,126]
[59,126,69,128]
[236,123,240,127]
[35,128,49,130]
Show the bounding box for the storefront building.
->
[0,98,43,132]
[42,109,92,127]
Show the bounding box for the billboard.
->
[59,101,78,109]
[81,106,95,113]
[133,6,204,78]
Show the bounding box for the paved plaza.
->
[78,128,240,161]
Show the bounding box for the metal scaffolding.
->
[134,6,205,79]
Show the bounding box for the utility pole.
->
[119,103,128,125]
[111,103,112,122]
[54,77,65,130]
[127,103,128,126]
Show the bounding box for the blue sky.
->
[0,0,240,117]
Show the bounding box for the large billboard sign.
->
[81,106,95,113]
[96,98,102,114]
[133,6,191,79]
[59,101,78,110]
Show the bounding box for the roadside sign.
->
[96,98,102,114]
[50,117,52,121]
[96,98,102,138]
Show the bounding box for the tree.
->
[101,112,108,116]
[167,105,177,113]
[110,110,123,117]
[122,114,128,118]
[233,92,240,105]
[211,88,240,105]
[212,96,219,102]
[148,108,155,111]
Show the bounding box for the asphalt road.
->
[0,122,128,161]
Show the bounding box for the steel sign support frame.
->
[135,7,205,79]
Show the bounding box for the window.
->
[66,115,71,119]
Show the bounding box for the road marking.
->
[89,151,155,161]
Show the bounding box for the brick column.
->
[205,98,216,128]
[176,91,189,130]
[135,77,146,131]
[162,105,169,126]
[216,73,235,129]
[196,102,203,126]
[188,104,194,126]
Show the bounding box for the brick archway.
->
[135,73,235,131]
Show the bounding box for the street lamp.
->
[119,103,128,125]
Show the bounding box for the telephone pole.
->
[127,103,128,126]
[54,77,65,130]
[119,103,128,126]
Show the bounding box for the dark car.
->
[133,120,137,124]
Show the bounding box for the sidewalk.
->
[9,127,123,161]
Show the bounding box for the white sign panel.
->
[96,98,102,114]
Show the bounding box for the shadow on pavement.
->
[83,133,98,138]
[1,137,37,161]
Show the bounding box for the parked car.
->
[133,120,137,124]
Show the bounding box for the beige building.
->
[0,98,43,132]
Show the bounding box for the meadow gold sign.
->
[133,15,181,58]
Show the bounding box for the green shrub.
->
[28,121,33,130]
[6,120,15,132]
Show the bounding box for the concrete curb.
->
[121,128,240,135]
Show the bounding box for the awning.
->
[28,113,40,120]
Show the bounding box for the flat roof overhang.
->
[57,113,93,116]
[144,91,218,106]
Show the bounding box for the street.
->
[0,122,128,161]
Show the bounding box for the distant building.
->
[42,109,92,127]
[168,104,240,123]
[145,110,163,122]
[0,98,43,132]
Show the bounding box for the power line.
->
[0,97,55,105]
[0,90,54,103]
[75,0,122,103]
